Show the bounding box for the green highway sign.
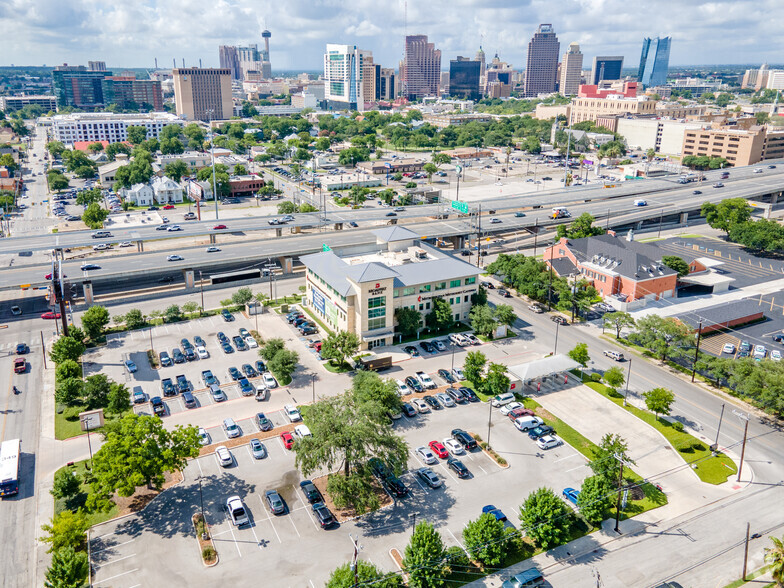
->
[322,244,331,252]
[451,200,469,214]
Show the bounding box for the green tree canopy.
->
[630,315,693,362]
[661,255,689,278]
[231,287,254,306]
[164,160,188,183]
[44,545,89,588]
[568,342,590,368]
[519,487,573,549]
[321,330,361,368]
[55,378,83,406]
[603,311,636,339]
[403,520,448,587]
[494,304,518,327]
[81,305,110,340]
[485,363,510,397]
[577,475,613,526]
[642,387,675,420]
[425,297,454,332]
[50,337,85,364]
[81,202,109,229]
[126,125,148,145]
[395,307,421,337]
[470,303,497,336]
[556,212,605,240]
[40,510,89,552]
[701,198,752,233]
[589,433,635,488]
[602,366,625,391]
[326,560,402,588]
[463,350,487,389]
[463,512,518,566]
[55,360,81,382]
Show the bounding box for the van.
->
[182,391,197,408]
[91,230,112,238]
[491,392,516,407]
[513,415,543,432]
[603,350,625,362]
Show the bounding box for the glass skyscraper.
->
[637,37,671,87]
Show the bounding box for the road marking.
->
[246,519,262,549]
[555,453,581,462]
[91,538,135,554]
[446,527,467,552]
[96,569,139,584]
[475,462,487,475]
[99,553,137,566]
[259,496,282,543]
[224,513,242,557]
[288,512,301,537]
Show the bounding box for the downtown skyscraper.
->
[523,24,560,97]
[637,36,671,87]
[401,35,441,100]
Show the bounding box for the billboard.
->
[312,288,326,314]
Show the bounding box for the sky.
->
[1,0,782,72]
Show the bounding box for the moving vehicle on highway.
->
[0,439,21,496]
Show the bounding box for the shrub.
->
[444,545,470,572]
[672,421,684,432]
[62,406,83,421]
[589,372,602,382]
[201,546,216,561]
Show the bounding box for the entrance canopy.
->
[507,354,580,382]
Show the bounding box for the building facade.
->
[559,42,583,96]
[637,37,671,87]
[88,61,107,72]
[357,158,425,174]
[378,67,396,100]
[52,65,112,108]
[617,117,709,155]
[323,44,373,110]
[591,56,624,85]
[101,77,163,111]
[151,176,184,204]
[51,112,183,144]
[172,68,233,121]
[681,124,771,166]
[218,46,242,80]
[0,95,57,112]
[569,95,655,126]
[302,227,479,349]
[523,24,560,97]
[448,57,481,101]
[402,35,442,100]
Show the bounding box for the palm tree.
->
[646,148,656,161]
[765,535,784,586]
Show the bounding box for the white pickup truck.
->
[416,371,437,390]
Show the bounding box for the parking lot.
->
[88,394,590,587]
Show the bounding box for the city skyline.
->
[3,0,782,71]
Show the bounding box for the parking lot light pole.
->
[198,476,205,523]
[410,512,419,533]
[623,358,633,407]
[553,321,560,356]
[311,374,316,404]
[487,399,493,448]
[148,327,154,355]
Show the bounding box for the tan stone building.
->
[172,68,233,122]
[569,96,656,126]
[681,125,766,166]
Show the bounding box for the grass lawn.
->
[722,565,773,588]
[582,379,737,485]
[323,360,353,374]
[55,405,131,441]
[53,459,118,527]
[302,307,333,335]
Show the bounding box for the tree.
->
[277,200,299,214]
[260,338,286,361]
[765,535,784,586]
[107,382,131,414]
[231,287,254,306]
[123,309,146,330]
[50,337,85,364]
[81,305,109,340]
[0,153,18,171]
[55,360,81,382]
[164,160,188,183]
[646,148,656,161]
[395,307,421,337]
[631,315,692,362]
[463,350,487,389]
[51,468,82,502]
[589,433,635,488]
[350,371,402,415]
[494,304,517,327]
[577,475,613,526]
[40,510,89,552]
[603,311,636,339]
[105,142,132,161]
[163,304,182,323]
[46,141,66,158]
[519,487,573,549]
[470,304,497,337]
[83,374,112,409]
[182,301,200,316]
[126,125,148,145]
[568,342,590,368]
[642,387,675,420]
[472,285,488,306]
[159,137,184,155]
[55,378,83,406]
[88,414,200,509]
[267,348,298,383]
[556,212,604,240]
[602,366,625,391]
[81,202,109,229]
[423,162,437,183]
[485,363,510,397]
[233,163,247,175]
[321,330,360,368]
[44,545,89,588]
[701,198,752,234]
[463,512,516,566]
[403,520,448,587]
[326,560,402,588]
[74,165,97,179]
[425,297,454,332]
[432,152,451,168]
[48,173,69,192]
[75,188,102,206]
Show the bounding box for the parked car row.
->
[286,308,318,336]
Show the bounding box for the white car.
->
[198,427,210,446]
[119,241,133,247]
[206,246,221,253]
[196,346,209,359]
[771,350,782,362]
[753,345,767,358]
[435,392,455,407]
[263,372,278,388]
[215,445,232,467]
[443,438,464,455]
[412,398,430,413]
[166,254,183,262]
[536,435,563,450]
[284,404,302,422]
[500,401,524,416]
[396,379,411,395]
[293,424,312,438]
[226,495,249,526]
[244,336,258,349]
[416,371,436,390]
[451,368,465,381]
[449,333,469,347]
[416,446,438,465]
[722,343,736,354]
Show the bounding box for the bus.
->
[0,439,21,497]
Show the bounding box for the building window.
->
[368,307,386,319]
[464,295,469,302]
[435,281,446,290]
[368,317,385,330]
[368,296,385,309]
[450,279,461,288]
[403,287,415,296]
[425,302,431,310]
[393,290,400,298]
[419,284,431,293]
[465,277,476,285]
[419,303,424,311]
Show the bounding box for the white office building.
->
[120,183,154,206]
[323,44,373,111]
[51,112,184,145]
[616,117,710,155]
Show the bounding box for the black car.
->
[498,289,511,298]
[221,342,234,354]
[180,338,193,350]
[300,480,322,503]
[193,335,205,347]
[551,316,568,325]
[287,312,304,323]
[172,348,186,363]
[161,378,176,397]
[15,343,29,354]
[451,428,478,451]
[772,334,784,343]
[184,348,196,361]
[312,502,336,528]
[446,387,468,404]
[419,341,434,353]
[405,376,423,393]
[480,281,495,289]
[255,359,267,373]
[385,475,410,497]
[159,351,172,367]
[423,395,441,410]
[460,249,471,256]
[242,364,257,378]
[438,369,455,384]
[403,345,419,357]
[460,387,480,402]
[256,412,273,431]
[693,190,702,195]
[401,402,417,417]
[528,425,555,440]
[222,309,235,322]
[447,457,470,478]
[232,336,248,351]
[217,332,229,344]
[300,326,318,336]
[175,375,189,394]
[228,366,241,380]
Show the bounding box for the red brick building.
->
[544,232,677,303]
[228,174,265,197]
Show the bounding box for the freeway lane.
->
[2,162,782,256]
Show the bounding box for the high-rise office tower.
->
[637,37,671,87]
[559,42,583,95]
[401,35,441,100]
[237,45,262,79]
[323,44,373,110]
[88,61,107,72]
[523,24,560,97]
[378,68,396,100]
[52,65,112,108]
[591,56,624,84]
[219,46,241,80]
[261,30,272,79]
[172,68,233,121]
[101,77,164,111]
[449,57,481,101]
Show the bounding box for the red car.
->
[213,224,227,230]
[428,440,448,459]
[44,273,66,280]
[507,407,535,421]
[163,204,176,210]
[281,431,295,450]
[14,358,26,374]
[41,312,61,320]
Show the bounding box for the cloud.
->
[2,0,782,70]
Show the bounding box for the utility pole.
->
[691,321,702,382]
[623,358,632,407]
[742,522,750,581]
[476,204,482,268]
[487,398,493,447]
[348,534,362,587]
[735,411,750,482]
[613,453,626,534]
[712,403,725,451]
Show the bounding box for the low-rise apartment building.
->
[51,112,183,144]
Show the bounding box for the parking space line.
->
[247,519,262,549]
[446,528,467,551]
[100,553,136,566]
[555,453,581,462]
[223,513,242,557]
[475,462,487,475]
[259,496,282,543]
[438,462,458,483]
[287,511,301,537]
[96,569,139,584]
[91,538,135,554]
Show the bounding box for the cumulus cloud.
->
[2,0,782,69]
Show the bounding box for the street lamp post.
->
[553,321,560,356]
[207,109,219,220]
[81,416,94,467]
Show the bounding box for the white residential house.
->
[151,176,184,204]
[121,183,154,206]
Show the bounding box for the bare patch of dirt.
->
[113,469,183,517]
